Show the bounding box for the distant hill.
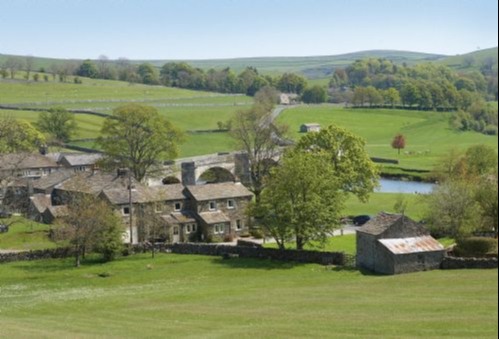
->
[140,50,446,78]
[0,50,446,79]
[437,47,498,73]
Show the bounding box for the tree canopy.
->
[296,125,379,202]
[0,117,45,154]
[37,107,77,143]
[97,104,183,182]
[254,150,344,250]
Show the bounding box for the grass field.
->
[0,217,57,251]
[278,105,498,172]
[0,253,496,338]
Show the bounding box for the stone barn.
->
[300,123,321,133]
[356,212,446,275]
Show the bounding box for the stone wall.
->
[0,247,73,264]
[164,243,345,265]
[440,257,498,270]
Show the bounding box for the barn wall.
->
[392,251,446,274]
[356,232,376,271]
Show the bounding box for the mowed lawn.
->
[278,106,498,171]
[0,254,496,338]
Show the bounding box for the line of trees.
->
[329,58,498,135]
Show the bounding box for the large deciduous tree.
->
[296,125,379,202]
[0,117,45,154]
[254,150,344,250]
[37,107,77,143]
[97,104,183,182]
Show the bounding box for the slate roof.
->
[186,182,253,201]
[59,153,103,167]
[0,154,58,170]
[32,170,74,191]
[148,184,186,201]
[198,211,230,224]
[30,194,52,214]
[162,212,197,225]
[379,236,444,254]
[55,172,118,195]
[45,205,69,218]
[357,212,420,236]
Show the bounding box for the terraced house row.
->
[1,153,253,244]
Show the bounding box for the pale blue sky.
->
[0,0,497,60]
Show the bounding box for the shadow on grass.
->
[13,255,108,274]
[211,256,307,270]
[327,265,385,276]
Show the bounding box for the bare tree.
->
[4,56,21,79]
[230,87,286,203]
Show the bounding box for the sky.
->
[0,0,497,60]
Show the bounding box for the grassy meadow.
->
[0,217,56,251]
[278,105,498,172]
[0,253,497,338]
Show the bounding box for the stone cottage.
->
[185,182,253,242]
[356,212,446,275]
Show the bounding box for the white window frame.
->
[186,224,191,234]
[214,224,225,234]
[227,199,235,209]
[174,202,182,212]
[123,207,130,215]
[236,220,243,230]
[209,201,217,211]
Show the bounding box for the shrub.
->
[484,124,498,136]
[454,237,498,257]
[249,227,264,239]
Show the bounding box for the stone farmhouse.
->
[356,212,446,275]
[300,123,321,133]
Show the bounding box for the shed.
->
[300,123,321,133]
[356,212,446,275]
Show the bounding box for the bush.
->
[484,124,498,136]
[249,227,264,239]
[454,237,498,257]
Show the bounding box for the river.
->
[376,178,435,194]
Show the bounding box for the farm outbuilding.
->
[356,212,446,275]
[300,123,321,133]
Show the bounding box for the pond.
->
[376,178,435,194]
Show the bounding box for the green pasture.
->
[0,217,57,251]
[278,105,498,171]
[345,192,427,220]
[0,253,496,338]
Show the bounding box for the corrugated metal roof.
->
[379,236,444,255]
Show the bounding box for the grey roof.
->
[59,153,103,167]
[162,212,197,225]
[0,153,58,170]
[148,184,186,201]
[357,212,420,236]
[302,123,321,127]
[45,205,69,218]
[32,170,74,190]
[186,182,253,201]
[198,211,230,224]
[379,236,444,254]
[30,194,52,213]
[55,172,118,195]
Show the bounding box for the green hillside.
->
[437,47,498,72]
[278,105,498,173]
[1,49,446,79]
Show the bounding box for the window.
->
[155,203,162,213]
[192,224,197,232]
[209,201,217,211]
[227,199,235,209]
[214,224,225,234]
[174,202,182,211]
[186,224,191,234]
[236,220,243,230]
[173,227,179,235]
[123,207,130,215]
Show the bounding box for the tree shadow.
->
[211,256,307,270]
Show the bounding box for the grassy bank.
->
[0,253,496,338]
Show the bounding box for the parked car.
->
[0,224,9,233]
[352,215,371,226]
